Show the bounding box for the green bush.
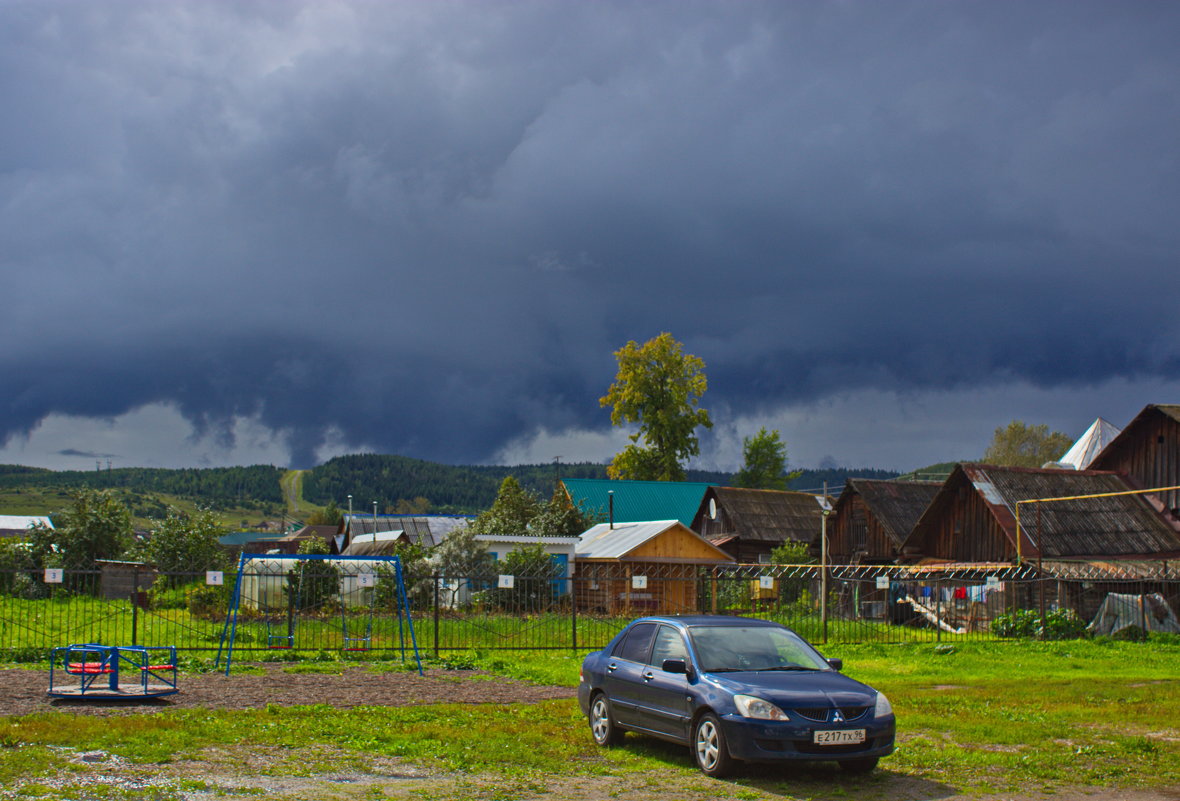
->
[186,583,231,620]
[148,582,190,610]
[991,607,1088,640]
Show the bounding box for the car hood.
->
[705,670,878,707]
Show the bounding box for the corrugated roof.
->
[0,515,53,534]
[700,487,828,544]
[961,464,1180,559]
[577,520,732,562]
[844,480,942,546]
[345,515,469,548]
[563,478,714,527]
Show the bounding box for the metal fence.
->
[0,561,1177,658]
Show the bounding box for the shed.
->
[691,486,830,563]
[562,478,714,527]
[828,480,941,564]
[1090,404,1180,515]
[575,520,734,614]
[95,560,156,601]
[901,464,1180,564]
[342,514,470,551]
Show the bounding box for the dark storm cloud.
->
[3,1,1179,467]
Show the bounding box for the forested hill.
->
[301,455,901,513]
[301,454,609,512]
[0,465,284,504]
[0,458,901,516]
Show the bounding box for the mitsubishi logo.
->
[831,710,844,723]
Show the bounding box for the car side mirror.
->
[662,658,690,675]
[826,657,843,671]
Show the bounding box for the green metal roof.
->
[218,531,287,546]
[562,478,715,527]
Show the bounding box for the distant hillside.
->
[0,465,284,507]
[304,455,900,512]
[0,457,903,518]
[302,454,608,513]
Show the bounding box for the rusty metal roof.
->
[958,463,1180,559]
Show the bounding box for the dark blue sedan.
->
[577,616,895,777]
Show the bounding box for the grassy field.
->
[0,639,1176,800]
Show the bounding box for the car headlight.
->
[733,694,789,721]
[874,691,893,718]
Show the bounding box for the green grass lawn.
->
[0,639,1177,800]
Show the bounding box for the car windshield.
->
[688,625,831,673]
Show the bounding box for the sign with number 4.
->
[206,571,224,586]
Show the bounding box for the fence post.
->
[433,573,441,659]
[131,568,140,646]
[571,576,578,653]
[936,577,942,644]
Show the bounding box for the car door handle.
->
[642,671,654,681]
[607,663,618,672]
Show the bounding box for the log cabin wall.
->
[830,495,894,562]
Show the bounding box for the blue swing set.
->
[215,553,422,675]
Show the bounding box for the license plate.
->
[813,729,866,745]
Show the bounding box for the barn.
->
[827,479,941,565]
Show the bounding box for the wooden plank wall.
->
[1101,414,1180,514]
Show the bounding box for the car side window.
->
[649,626,687,668]
[612,622,657,663]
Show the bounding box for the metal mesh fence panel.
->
[0,561,1176,655]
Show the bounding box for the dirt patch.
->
[1,664,574,717]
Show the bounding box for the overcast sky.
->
[3,1,1179,475]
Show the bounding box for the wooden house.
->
[901,464,1180,564]
[690,487,829,563]
[828,480,941,564]
[1090,404,1180,516]
[575,520,734,614]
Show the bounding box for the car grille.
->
[792,706,870,723]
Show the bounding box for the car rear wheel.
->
[589,693,625,746]
[839,756,879,774]
[693,712,736,777]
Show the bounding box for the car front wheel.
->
[589,693,625,746]
[693,712,736,777]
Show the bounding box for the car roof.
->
[633,615,785,629]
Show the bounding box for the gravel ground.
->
[5,663,574,716]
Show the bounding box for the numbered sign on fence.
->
[876,576,890,589]
[631,575,647,590]
[205,571,224,586]
[44,568,63,584]
[986,575,1001,589]
[498,574,515,589]
[759,575,775,590]
[357,573,375,588]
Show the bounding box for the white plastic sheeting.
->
[1087,592,1180,635]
